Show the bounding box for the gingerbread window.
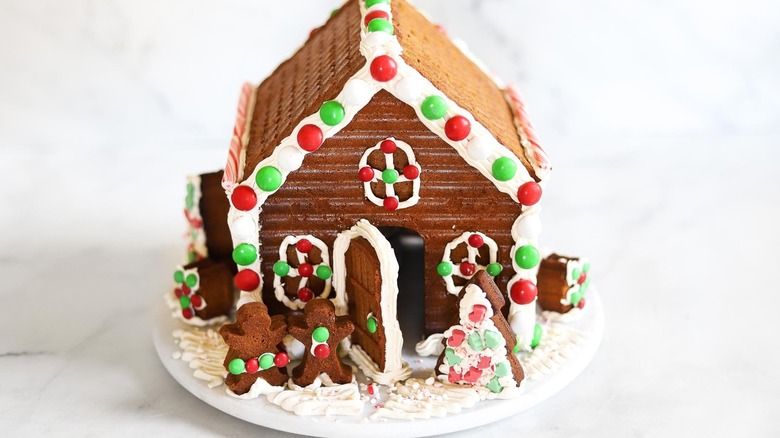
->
[357,138,421,211]
[437,232,502,295]
[272,235,333,310]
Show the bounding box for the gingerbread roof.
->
[223,0,551,199]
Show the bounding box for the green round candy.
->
[382,168,399,184]
[421,95,447,120]
[515,245,540,269]
[255,166,282,192]
[368,18,394,34]
[319,100,345,126]
[570,290,583,306]
[312,326,330,343]
[273,261,290,277]
[531,323,543,348]
[571,267,582,282]
[365,0,390,7]
[316,265,332,280]
[367,316,378,334]
[228,358,245,375]
[185,273,198,288]
[583,262,591,273]
[437,261,453,276]
[173,270,185,284]
[492,157,517,181]
[179,295,191,309]
[486,262,502,277]
[185,183,195,210]
[259,353,274,370]
[233,243,258,266]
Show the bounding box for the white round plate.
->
[154,290,604,437]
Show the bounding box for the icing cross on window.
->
[437,232,502,295]
[358,138,421,211]
[172,266,206,320]
[272,236,333,310]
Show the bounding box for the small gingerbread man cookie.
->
[219,302,290,395]
[288,298,354,387]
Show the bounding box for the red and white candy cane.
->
[222,83,255,190]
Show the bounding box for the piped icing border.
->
[224,0,546,350]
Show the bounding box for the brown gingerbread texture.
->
[219,302,289,394]
[436,271,525,388]
[288,298,355,387]
[182,258,235,320]
[537,254,579,313]
[197,171,234,263]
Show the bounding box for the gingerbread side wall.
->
[258,91,523,335]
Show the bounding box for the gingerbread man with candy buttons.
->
[287,298,354,387]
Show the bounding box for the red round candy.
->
[231,185,258,211]
[364,10,390,26]
[298,263,313,277]
[578,272,588,285]
[380,139,397,154]
[245,357,259,374]
[358,166,375,182]
[370,55,397,82]
[297,287,314,302]
[402,164,419,180]
[174,288,184,298]
[517,181,542,206]
[297,124,324,152]
[383,196,399,211]
[510,280,538,305]
[190,294,203,309]
[234,269,260,291]
[313,343,331,359]
[181,285,191,295]
[296,239,313,254]
[460,262,476,276]
[577,298,586,309]
[467,234,484,248]
[274,352,290,368]
[444,115,471,141]
[181,308,194,320]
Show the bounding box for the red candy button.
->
[510,280,538,305]
[297,124,324,152]
[383,196,399,211]
[577,298,587,309]
[370,55,397,82]
[297,287,314,302]
[380,139,397,154]
[190,294,203,309]
[234,269,260,291]
[274,352,290,368]
[402,164,419,180]
[313,344,331,359]
[298,263,313,277]
[444,115,471,141]
[245,358,259,374]
[231,185,257,211]
[358,166,375,182]
[181,308,194,320]
[578,272,588,285]
[517,182,542,206]
[296,239,313,254]
[459,262,476,276]
[467,234,484,248]
[364,10,389,26]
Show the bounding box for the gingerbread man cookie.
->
[288,298,354,387]
[219,302,290,395]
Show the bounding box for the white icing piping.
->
[272,235,333,310]
[507,206,542,351]
[172,328,229,388]
[332,219,411,384]
[414,333,445,357]
[358,138,421,209]
[439,231,498,295]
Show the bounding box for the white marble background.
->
[1,0,778,436]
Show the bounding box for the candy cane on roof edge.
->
[505,86,552,180]
[222,83,256,190]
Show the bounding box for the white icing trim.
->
[358,138,421,209]
[415,333,445,357]
[272,235,332,310]
[507,206,543,351]
[439,231,499,295]
[332,219,410,384]
[268,376,363,416]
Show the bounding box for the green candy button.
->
[312,326,330,343]
[365,0,390,7]
[319,100,345,126]
[228,358,245,375]
[185,273,198,288]
[173,270,185,284]
[421,95,447,120]
[571,267,581,282]
[570,290,583,306]
[515,245,540,269]
[437,261,453,276]
[259,353,275,370]
[367,316,378,334]
[486,262,502,277]
[179,295,191,309]
[255,166,282,192]
[368,18,394,34]
[273,261,290,277]
[531,323,543,348]
[492,157,517,181]
[382,168,399,184]
[316,265,332,280]
[233,243,258,266]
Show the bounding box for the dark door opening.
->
[378,227,425,356]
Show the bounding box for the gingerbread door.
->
[332,219,410,384]
[344,236,386,369]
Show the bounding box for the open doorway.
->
[378,226,425,357]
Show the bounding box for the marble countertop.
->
[1,0,778,436]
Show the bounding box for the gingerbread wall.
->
[258,91,523,335]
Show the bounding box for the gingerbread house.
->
[182,0,552,384]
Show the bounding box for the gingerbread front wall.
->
[257,91,523,335]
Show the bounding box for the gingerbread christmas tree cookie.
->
[437,271,524,394]
[288,298,354,387]
[219,302,290,395]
